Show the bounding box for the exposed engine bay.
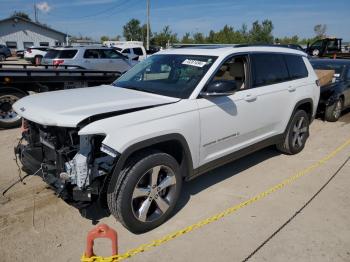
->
[15,120,117,205]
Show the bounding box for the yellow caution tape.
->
[81,138,350,262]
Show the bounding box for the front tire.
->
[0,54,5,61]
[277,110,310,155]
[107,151,182,233]
[325,98,343,122]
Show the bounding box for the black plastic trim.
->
[107,133,194,194]
[77,102,176,128]
[190,134,283,179]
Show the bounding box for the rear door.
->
[100,49,131,73]
[83,49,106,70]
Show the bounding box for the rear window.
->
[310,61,344,75]
[251,53,289,87]
[284,55,308,79]
[45,49,77,59]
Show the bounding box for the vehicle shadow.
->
[174,146,280,215]
[80,146,280,224]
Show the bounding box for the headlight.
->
[100,144,119,158]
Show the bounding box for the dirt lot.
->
[1,113,350,262]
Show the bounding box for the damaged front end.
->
[15,120,117,205]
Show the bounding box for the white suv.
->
[14,45,320,233]
[24,46,51,64]
[42,46,134,72]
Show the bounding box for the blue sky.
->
[0,0,349,40]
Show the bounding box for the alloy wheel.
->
[292,116,308,148]
[131,165,177,223]
[0,95,20,123]
[333,100,342,119]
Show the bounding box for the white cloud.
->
[36,2,51,13]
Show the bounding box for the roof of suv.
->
[159,45,307,57]
[52,45,111,51]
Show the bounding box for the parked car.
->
[310,59,350,121]
[0,44,12,61]
[42,46,134,72]
[24,46,51,64]
[16,49,24,58]
[114,44,147,61]
[14,46,319,233]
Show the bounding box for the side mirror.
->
[200,80,238,97]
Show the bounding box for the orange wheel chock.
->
[84,224,118,258]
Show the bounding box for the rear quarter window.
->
[251,53,289,87]
[284,55,308,79]
[45,50,78,59]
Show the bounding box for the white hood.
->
[13,85,179,127]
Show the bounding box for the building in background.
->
[0,16,68,51]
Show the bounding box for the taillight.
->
[53,59,64,66]
[26,48,32,53]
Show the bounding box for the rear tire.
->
[325,98,343,122]
[0,54,5,61]
[276,110,310,155]
[107,150,182,233]
[34,55,42,65]
[0,90,25,128]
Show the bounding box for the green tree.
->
[314,24,327,39]
[11,11,31,21]
[123,18,142,41]
[248,20,274,44]
[181,32,193,44]
[100,36,109,42]
[152,25,178,47]
[193,32,205,44]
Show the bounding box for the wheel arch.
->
[0,87,29,96]
[107,133,193,194]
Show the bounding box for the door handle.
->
[244,94,257,102]
[288,86,296,92]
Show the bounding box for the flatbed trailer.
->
[0,64,121,128]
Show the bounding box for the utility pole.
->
[146,0,150,50]
[34,1,38,22]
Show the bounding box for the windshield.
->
[113,54,217,98]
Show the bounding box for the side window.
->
[133,48,143,56]
[122,48,130,54]
[84,49,100,59]
[23,42,34,49]
[101,49,123,59]
[251,53,289,87]
[284,55,308,80]
[212,56,248,90]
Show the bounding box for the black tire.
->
[325,98,343,122]
[107,150,182,233]
[0,90,25,128]
[34,55,42,65]
[276,110,310,155]
[0,54,5,61]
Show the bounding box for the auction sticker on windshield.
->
[182,59,207,67]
